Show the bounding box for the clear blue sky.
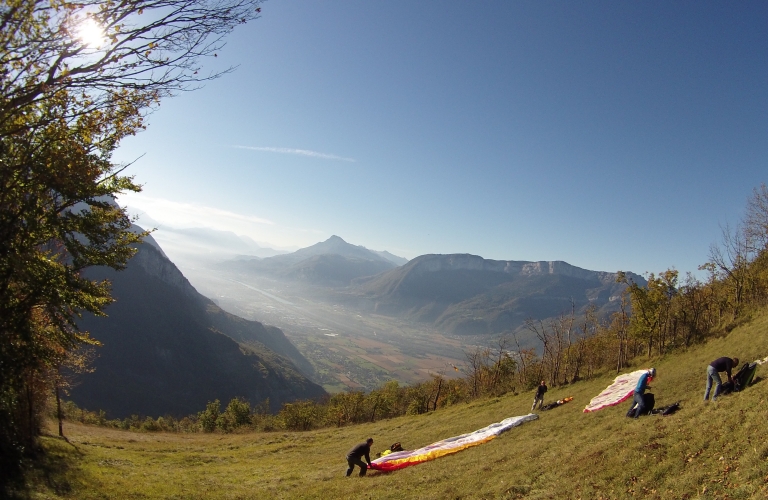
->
[116,0,768,277]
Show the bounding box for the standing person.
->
[532,380,547,411]
[345,438,373,477]
[704,357,739,401]
[630,368,655,419]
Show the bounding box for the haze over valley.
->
[134,227,645,394]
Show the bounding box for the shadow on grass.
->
[4,436,82,500]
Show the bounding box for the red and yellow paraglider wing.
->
[369,414,538,472]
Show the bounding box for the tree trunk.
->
[56,383,63,437]
[432,378,443,412]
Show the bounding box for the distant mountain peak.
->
[290,235,388,265]
[307,236,407,266]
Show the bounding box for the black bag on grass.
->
[734,362,758,392]
[718,362,757,397]
[660,402,680,415]
[718,381,734,396]
[643,393,655,413]
[651,401,680,416]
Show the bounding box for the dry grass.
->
[17,312,768,499]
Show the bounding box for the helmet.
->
[649,368,656,378]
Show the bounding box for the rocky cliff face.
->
[129,239,200,300]
[403,254,635,285]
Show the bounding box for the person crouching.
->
[630,368,655,418]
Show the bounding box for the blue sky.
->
[116,1,768,277]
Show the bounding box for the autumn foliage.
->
[0,0,261,487]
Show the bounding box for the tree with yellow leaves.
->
[0,0,262,484]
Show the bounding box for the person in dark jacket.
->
[704,357,739,401]
[531,380,547,411]
[345,438,373,477]
[630,368,655,418]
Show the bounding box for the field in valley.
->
[182,267,471,392]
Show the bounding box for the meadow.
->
[19,311,768,499]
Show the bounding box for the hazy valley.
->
[149,229,644,395]
[181,268,471,392]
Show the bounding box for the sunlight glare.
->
[77,17,106,49]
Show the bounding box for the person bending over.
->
[345,438,373,477]
[704,356,739,401]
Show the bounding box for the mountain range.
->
[353,254,645,335]
[217,237,644,336]
[219,235,407,286]
[71,229,645,418]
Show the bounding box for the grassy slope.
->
[26,312,768,499]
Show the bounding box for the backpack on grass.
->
[651,401,681,416]
[642,393,655,413]
[625,393,655,417]
[734,362,758,391]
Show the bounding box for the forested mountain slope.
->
[354,253,646,335]
[72,242,326,418]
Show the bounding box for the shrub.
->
[141,417,160,432]
[280,401,320,431]
[198,400,221,433]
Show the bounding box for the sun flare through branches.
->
[75,17,106,49]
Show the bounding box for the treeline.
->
[508,183,768,387]
[57,399,277,434]
[58,377,466,434]
[60,184,768,434]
